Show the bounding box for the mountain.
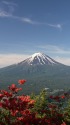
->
[19,52,60,66]
[0,52,70,94]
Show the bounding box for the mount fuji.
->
[18,52,60,66]
[0,52,70,94]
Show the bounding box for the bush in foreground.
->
[0,80,70,125]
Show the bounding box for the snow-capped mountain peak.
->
[19,52,60,66]
[31,52,42,58]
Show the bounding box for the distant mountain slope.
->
[0,52,70,94]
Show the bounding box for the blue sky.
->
[0,0,70,67]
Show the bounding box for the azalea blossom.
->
[61,95,65,99]
[8,84,17,91]
[18,79,26,85]
[0,79,69,125]
[61,122,66,125]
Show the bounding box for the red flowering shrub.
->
[0,79,69,125]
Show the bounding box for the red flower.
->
[61,95,65,99]
[0,94,4,99]
[61,122,66,125]
[15,88,22,92]
[8,84,17,92]
[53,96,60,101]
[49,95,53,99]
[1,90,12,97]
[0,102,2,107]
[18,79,26,85]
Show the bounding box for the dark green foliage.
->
[31,90,48,114]
[64,99,70,124]
[0,109,16,125]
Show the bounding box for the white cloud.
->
[0,0,17,17]
[38,45,70,54]
[55,56,70,66]
[47,24,62,30]
[21,17,35,24]
[0,54,29,68]
[0,10,12,17]
[20,18,43,25]
[2,1,17,6]
[21,18,62,29]
[37,44,70,65]
[0,9,62,30]
[0,1,62,30]
[2,1,17,14]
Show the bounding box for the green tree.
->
[64,99,70,124]
[31,89,48,117]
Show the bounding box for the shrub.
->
[0,79,69,125]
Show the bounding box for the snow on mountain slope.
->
[19,52,60,66]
